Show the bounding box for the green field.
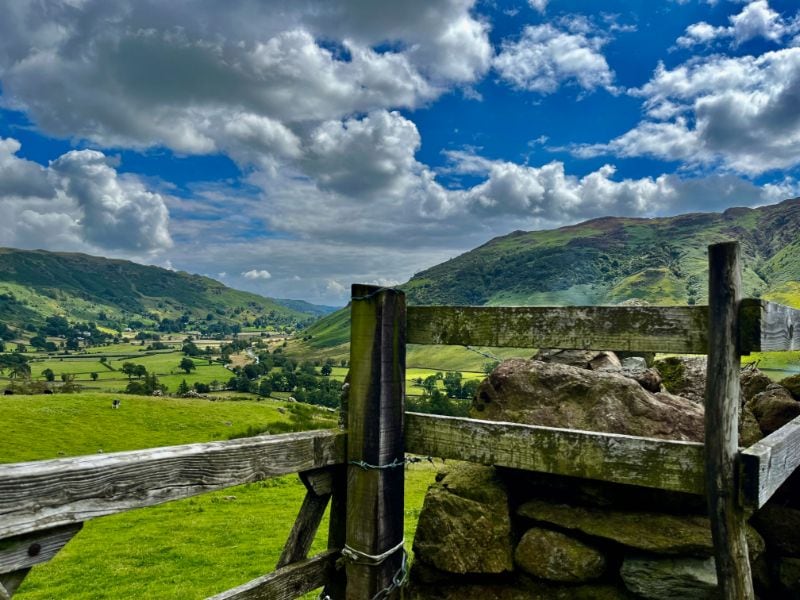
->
[1,393,439,599]
[5,343,233,394]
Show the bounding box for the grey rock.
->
[514,527,606,582]
[517,499,765,560]
[621,555,717,599]
[412,464,513,574]
[747,386,800,435]
[653,356,707,405]
[622,356,648,370]
[473,359,705,442]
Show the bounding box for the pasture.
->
[0,393,439,599]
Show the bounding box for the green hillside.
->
[404,199,800,307]
[0,248,332,332]
[295,198,800,362]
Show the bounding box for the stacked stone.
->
[408,352,800,599]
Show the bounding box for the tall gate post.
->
[344,285,406,599]
[705,241,754,599]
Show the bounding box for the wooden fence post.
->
[345,285,406,600]
[705,241,754,600]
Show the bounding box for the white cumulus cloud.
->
[493,22,615,94]
[242,269,272,280]
[676,0,800,48]
[0,137,172,255]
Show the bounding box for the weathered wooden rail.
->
[1,240,800,600]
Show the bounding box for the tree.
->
[177,379,190,395]
[258,378,272,397]
[133,364,147,379]
[90,372,99,381]
[179,357,196,374]
[121,362,137,380]
[482,361,500,376]
[42,368,55,382]
[320,363,333,376]
[9,361,31,380]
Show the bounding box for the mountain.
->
[0,248,333,332]
[404,198,800,307]
[297,198,800,357]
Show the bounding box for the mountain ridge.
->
[298,198,800,356]
[0,247,333,332]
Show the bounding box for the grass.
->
[1,393,439,599]
[742,351,800,381]
[4,344,233,393]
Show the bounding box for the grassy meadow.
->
[0,393,440,600]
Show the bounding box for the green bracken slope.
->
[0,248,330,329]
[404,198,800,307]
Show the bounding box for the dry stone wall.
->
[408,353,800,599]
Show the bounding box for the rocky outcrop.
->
[473,358,705,441]
[409,353,798,598]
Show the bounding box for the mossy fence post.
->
[705,241,754,599]
[345,285,406,599]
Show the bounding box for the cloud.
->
[528,0,548,14]
[242,269,272,280]
[575,47,800,175]
[493,22,615,94]
[0,137,172,255]
[0,0,490,159]
[676,0,799,48]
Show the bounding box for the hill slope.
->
[297,198,800,359]
[404,198,800,307]
[0,248,332,331]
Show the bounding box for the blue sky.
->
[1,0,799,305]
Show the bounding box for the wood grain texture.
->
[207,549,338,600]
[405,412,705,495]
[740,415,800,509]
[321,465,347,600]
[739,299,800,352]
[299,468,334,497]
[0,429,345,539]
[704,241,754,600]
[346,285,406,600]
[0,524,82,575]
[406,305,710,353]
[0,569,30,600]
[275,490,331,569]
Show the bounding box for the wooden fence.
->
[2,240,800,600]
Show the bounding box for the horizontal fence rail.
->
[0,430,346,539]
[740,299,800,352]
[740,414,800,509]
[404,412,706,495]
[407,305,711,353]
[207,549,339,600]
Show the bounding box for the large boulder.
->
[514,527,606,582]
[412,464,513,574]
[652,356,707,405]
[473,359,705,442]
[747,385,800,435]
[620,556,717,600]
